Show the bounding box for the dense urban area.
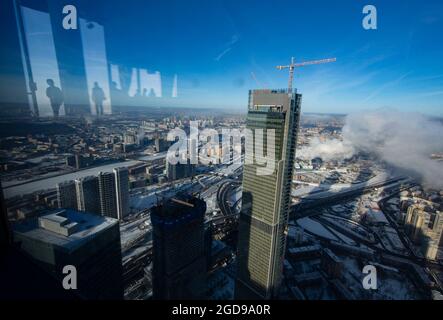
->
[1,0,443,303]
[1,108,442,300]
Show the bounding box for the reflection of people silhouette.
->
[148,88,156,97]
[46,79,63,118]
[140,88,156,106]
[92,81,106,116]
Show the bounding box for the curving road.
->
[216,180,241,217]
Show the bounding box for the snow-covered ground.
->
[297,217,339,241]
[340,256,421,300]
[120,215,151,250]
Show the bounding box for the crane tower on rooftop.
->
[276,56,336,92]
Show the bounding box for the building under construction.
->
[151,195,207,299]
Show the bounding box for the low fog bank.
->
[298,111,443,189]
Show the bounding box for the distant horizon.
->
[1,0,443,117]
[3,100,443,120]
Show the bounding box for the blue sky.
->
[90,0,443,115]
[13,0,443,115]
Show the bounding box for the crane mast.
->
[276,56,336,92]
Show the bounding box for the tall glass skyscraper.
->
[235,89,301,299]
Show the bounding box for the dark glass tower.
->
[13,209,123,299]
[151,195,207,299]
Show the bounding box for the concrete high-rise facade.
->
[235,89,301,299]
[151,196,207,299]
[75,175,100,215]
[98,172,118,219]
[56,180,77,210]
[405,204,443,260]
[113,167,129,220]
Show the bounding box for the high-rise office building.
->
[124,133,138,145]
[235,89,301,299]
[155,137,162,152]
[75,175,100,215]
[1,190,79,299]
[13,209,123,299]
[166,160,195,182]
[151,196,207,299]
[405,204,443,260]
[56,180,77,210]
[113,167,130,220]
[98,171,118,219]
[47,0,91,116]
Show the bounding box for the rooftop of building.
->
[13,209,118,251]
[249,88,297,94]
[137,151,167,162]
[151,195,206,228]
[248,88,300,113]
[75,175,97,182]
[98,171,114,176]
[57,180,75,186]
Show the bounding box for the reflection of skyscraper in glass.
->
[19,5,63,117]
[172,74,178,98]
[79,19,112,115]
[0,0,35,118]
[139,69,162,97]
[47,0,90,116]
[235,89,301,299]
[126,68,163,101]
[13,1,113,117]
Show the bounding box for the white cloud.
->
[298,110,443,188]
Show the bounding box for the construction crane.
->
[276,56,336,92]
